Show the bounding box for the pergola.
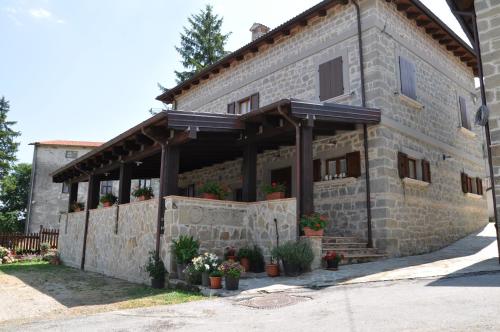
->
[52,99,380,262]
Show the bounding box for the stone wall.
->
[58,211,86,268]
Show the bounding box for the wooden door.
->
[271,166,292,198]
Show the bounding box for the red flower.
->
[272,182,277,187]
[315,223,321,228]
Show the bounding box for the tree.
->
[0,163,31,233]
[0,97,20,179]
[173,5,231,83]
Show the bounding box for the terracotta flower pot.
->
[103,201,112,208]
[138,195,146,201]
[74,208,82,212]
[303,227,324,237]
[210,276,222,289]
[240,257,250,272]
[226,255,237,262]
[202,193,219,200]
[266,192,285,200]
[266,263,280,277]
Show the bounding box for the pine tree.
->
[0,97,20,179]
[173,5,231,83]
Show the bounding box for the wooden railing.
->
[0,227,59,253]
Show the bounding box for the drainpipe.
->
[469,12,500,264]
[25,143,38,234]
[277,105,301,238]
[353,0,373,248]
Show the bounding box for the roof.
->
[156,0,477,104]
[446,0,475,44]
[32,140,103,148]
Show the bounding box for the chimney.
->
[250,23,270,41]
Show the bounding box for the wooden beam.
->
[299,124,314,216]
[242,143,257,202]
[118,163,132,204]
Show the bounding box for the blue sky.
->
[0,0,468,163]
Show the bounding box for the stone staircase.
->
[322,236,386,265]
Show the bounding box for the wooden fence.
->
[0,227,59,253]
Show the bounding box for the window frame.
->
[100,180,113,195]
[61,182,70,194]
[237,97,251,114]
[138,179,151,189]
[65,150,78,159]
[407,157,417,180]
[326,156,347,177]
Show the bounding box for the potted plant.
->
[70,202,84,212]
[209,270,223,289]
[171,235,199,280]
[300,213,328,237]
[100,193,117,207]
[218,260,244,291]
[144,251,167,289]
[132,186,154,201]
[199,181,229,200]
[224,246,237,261]
[272,240,314,277]
[248,245,265,273]
[261,182,286,200]
[266,256,280,277]
[237,247,252,272]
[183,263,202,285]
[192,252,220,287]
[323,251,344,270]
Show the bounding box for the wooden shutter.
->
[319,56,343,101]
[398,152,409,179]
[459,96,470,130]
[313,159,322,182]
[399,56,417,100]
[461,172,468,193]
[250,93,259,111]
[346,151,361,178]
[476,178,483,195]
[227,102,235,114]
[421,160,431,183]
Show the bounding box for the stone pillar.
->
[118,163,132,204]
[242,143,257,202]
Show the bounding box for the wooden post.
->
[81,174,99,270]
[38,224,43,252]
[299,124,314,216]
[242,143,257,202]
[68,182,79,212]
[118,163,132,204]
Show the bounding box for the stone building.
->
[52,0,490,283]
[25,140,102,233]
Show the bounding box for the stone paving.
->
[202,223,499,297]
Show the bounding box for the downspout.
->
[25,143,38,234]
[277,105,301,238]
[353,0,373,248]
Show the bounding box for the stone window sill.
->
[398,93,424,110]
[402,177,430,187]
[314,177,356,187]
[458,127,477,138]
[465,193,483,199]
[323,92,353,104]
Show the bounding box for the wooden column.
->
[67,182,78,212]
[299,124,314,216]
[118,163,132,204]
[242,143,257,202]
[81,174,99,270]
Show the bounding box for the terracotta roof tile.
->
[33,140,103,148]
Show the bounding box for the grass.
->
[118,287,204,309]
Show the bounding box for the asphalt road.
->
[5,271,500,332]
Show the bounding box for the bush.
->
[183,263,202,285]
[300,213,328,231]
[132,187,154,198]
[272,240,314,273]
[171,235,199,264]
[144,251,167,279]
[40,242,50,254]
[0,246,9,259]
[199,181,230,199]
[248,245,265,273]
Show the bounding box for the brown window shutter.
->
[250,93,259,111]
[319,61,331,101]
[421,160,431,183]
[399,56,417,100]
[398,152,408,179]
[346,151,361,178]
[476,178,483,195]
[461,172,468,193]
[459,96,470,130]
[319,56,343,101]
[313,159,321,182]
[227,102,235,114]
[331,56,344,98]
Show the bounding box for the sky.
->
[0,0,469,163]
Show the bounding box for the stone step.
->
[321,242,368,248]
[322,247,383,255]
[340,253,387,264]
[322,237,361,244]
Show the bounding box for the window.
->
[65,150,78,159]
[325,151,361,178]
[398,152,431,183]
[399,56,417,100]
[319,56,344,101]
[227,102,235,114]
[229,93,259,114]
[461,173,483,195]
[62,182,69,194]
[238,98,251,114]
[138,179,151,189]
[100,180,113,194]
[313,159,322,182]
[459,96,471,130]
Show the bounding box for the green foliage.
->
[218,260,244,278]
[173,5,231,83]
[300,213,328,231]
[183,263,202,284]
[272,240,314,271]
[0,97,20,180]
[132,186,154,198]
[144,251,167,279]
[171,235,199,264]
[209,270,223,277]
[261,182,286,194]
[0,246,9,259]
[0,163,31,233]
[199,181,229,199]
[40,242,50,253]
[70,202,84,212]
[100,193,117,204]
[0,211,22,233]
[237,247,252,259]
[248,245,265,273]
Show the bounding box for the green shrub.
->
[171,235,199,264]
[40,242,50,254]
[0,246,9,259]
[100,193,117,204]
[248,245,265,273]
[199,181,230,199]
[272,240,314,271]
[144,251,167,279]
[132,187,154,198]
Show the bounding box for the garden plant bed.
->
[0,261,204,327]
